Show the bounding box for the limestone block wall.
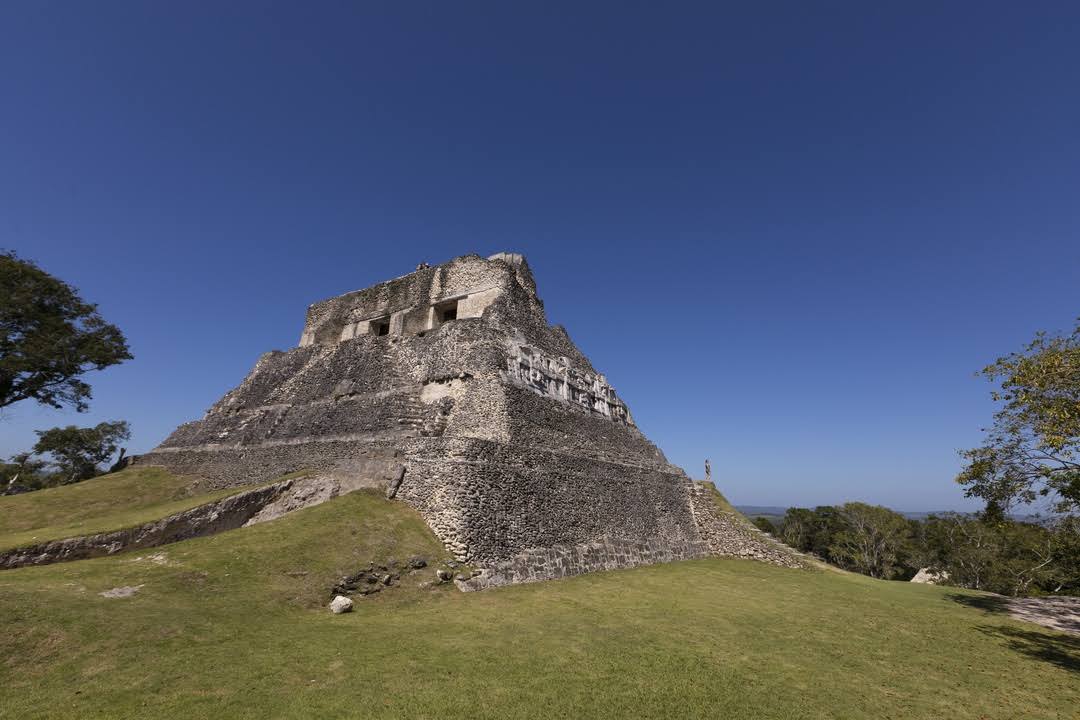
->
[458,537,710,591]
[503,386,669,468]
[396,435,700,564]
[299,254,533,347]
[155,321,506,445]
[453,482,805,589]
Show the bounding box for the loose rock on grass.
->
[329,595,353,614]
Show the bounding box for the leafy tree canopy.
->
[776,504,1075,595]
[957,320,1080,517]
[914,512,1068,595]
[32,421,131,484]
[0,251,132,412]
[751,516,776,534]
[0,452,49,493]
[827,502,914,580]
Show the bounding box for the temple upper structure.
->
[295,253,633,427]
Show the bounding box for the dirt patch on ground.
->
[1006,596,1080,635]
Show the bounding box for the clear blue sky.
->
[2,3,1078,511]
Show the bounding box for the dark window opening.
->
[371,317,391,336]
[434,299,459,326]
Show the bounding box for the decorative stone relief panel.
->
[504,344,634,426]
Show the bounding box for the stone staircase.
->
[396,396,451,438]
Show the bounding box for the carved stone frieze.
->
[504,343,634,426]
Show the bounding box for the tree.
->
[778,507,816,550]
[32,421,130,484]
[957,320,1080,518]
[827,502,914,580]
[0,251,131,412]
[1048,515,1080,594]
[917,513,1068,596]
[751,516,776,534]
[914,513,992,590]
[1,452,48,493]
[779,506,850,559]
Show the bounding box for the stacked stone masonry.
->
[139,253,803,586]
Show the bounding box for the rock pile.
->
[329,556,430,598]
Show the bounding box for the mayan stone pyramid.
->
[141,253,797,587]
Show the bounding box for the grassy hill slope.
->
[0,467,248,551]
[0,485,1076,719]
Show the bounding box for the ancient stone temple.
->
[141,253,798,587]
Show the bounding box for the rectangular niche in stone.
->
[434,299,459,327]
[370,317,390,336]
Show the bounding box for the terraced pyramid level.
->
[140,253,798,587]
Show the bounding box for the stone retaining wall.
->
[458,537,710,591]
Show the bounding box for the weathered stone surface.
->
[457,538,708,591]
[911,567,949,584]
[329,595,353,614]
[690,482,804,569]
[136,253,804,586]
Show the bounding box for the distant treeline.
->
[751,503,1078,597]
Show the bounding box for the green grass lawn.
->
[0,467,298,552]
[0,488,1076,720]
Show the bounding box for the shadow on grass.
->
[946,593,1080,673]
[976,625,1080,673]
[945,592,1009,614]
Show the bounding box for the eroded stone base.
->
[457,484,806,590]
[457,537,709,591]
